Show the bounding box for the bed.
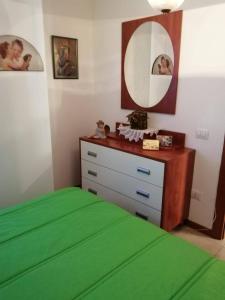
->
[0,187,225,299]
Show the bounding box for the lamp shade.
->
[147,0,184,13]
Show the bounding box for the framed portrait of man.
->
[51,36,79,79]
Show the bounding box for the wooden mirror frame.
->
[121,11,183,114]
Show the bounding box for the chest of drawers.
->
[80,137,195,231]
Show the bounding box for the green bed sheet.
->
[0,187,224,299]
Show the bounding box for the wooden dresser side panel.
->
[161,150,195,231]
[183,150,196,220]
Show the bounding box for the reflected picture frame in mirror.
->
[121,11,183,114]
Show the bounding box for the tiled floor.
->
[172,226,225,261]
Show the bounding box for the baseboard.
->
[185,219,215,239]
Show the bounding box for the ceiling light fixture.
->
[147,0,184,14]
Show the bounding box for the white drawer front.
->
[82,178,161,226]
[82,178,132,211]
[131,200,161,226]
[81,141,164,187]
[82,160,163,211]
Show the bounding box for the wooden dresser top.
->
[80,135,195,164]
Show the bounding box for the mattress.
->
[0,187,224,299]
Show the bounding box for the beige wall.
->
[42,0,225,229]
[43,0,96,188]
[0,0,53,208]
[92,1,225,229]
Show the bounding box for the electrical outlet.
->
[196,128,209,140]
[191,189,202,201]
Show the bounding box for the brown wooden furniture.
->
[211,135,225,239]
[80,132,195,232]
[121,10,183,114]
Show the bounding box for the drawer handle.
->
[88,170,98,177]
[88,188,98,195]
[88,151,97,158]
[137,167,151,176]
[136,190,150,199]
[136,212,148,221]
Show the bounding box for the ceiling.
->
[42,0,225,19]
[181,0,225,10]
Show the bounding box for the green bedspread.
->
[0,187,224,299]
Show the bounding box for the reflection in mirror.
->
[124,21,174,108]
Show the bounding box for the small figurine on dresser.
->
[91,120,110,139]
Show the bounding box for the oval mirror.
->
[124,21,174,108]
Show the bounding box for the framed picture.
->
[156,135,173,148]
[152,54,173,75]
[0,35,44,71]
[51,35,79,79]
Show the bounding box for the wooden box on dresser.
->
[80,135,195,232]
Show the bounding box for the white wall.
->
[43,0,96,189]
[93,0,225,229]
[0,0,53,208]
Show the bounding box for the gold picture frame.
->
[52,35,79,79]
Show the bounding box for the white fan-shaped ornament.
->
[118,125,159,143]
[147,0,184,13]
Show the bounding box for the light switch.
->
[196,128,209,140]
